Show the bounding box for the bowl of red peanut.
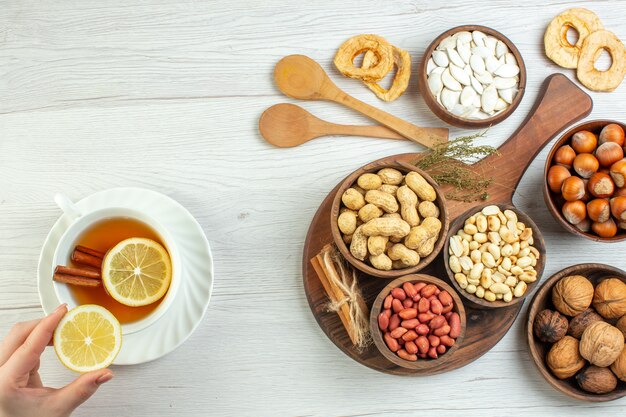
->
[370,274,466,369]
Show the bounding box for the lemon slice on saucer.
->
[54,305,122,373]
[102,238,172,307]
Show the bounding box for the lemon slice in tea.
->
[102,237,172,307]
[54,305,122,373]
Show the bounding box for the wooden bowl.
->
[526,263,626,402]
[370,274,466,370]
[330,159,449,279]
[443,203,546,309]
[543,119,626,242]
[417,25,527,129]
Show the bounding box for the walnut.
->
[580,321,625,367]
[617,315,626,339]
[576,366,618,394]
[593,278,626,319]
[552,275,594,316]
[610,346,626,382]
[547,335,586,379]
[534,309,568,343]
[567,308,604,339]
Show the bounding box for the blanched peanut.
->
[349,226,367,260]
[358,203,382,223]
[405,171,437,201]
[388,244,420,267]
[357,173,383,190]
[397,185,420,227]
[377,168,404,185]
[368,235,388,256]
[342,188,365,210]
[365,190,399,213]
[338,210,357,235]
[362,217,410,239]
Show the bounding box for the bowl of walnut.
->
[330,160,449,279]
[526,263,626,401]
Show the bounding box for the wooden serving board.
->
[302,74,594,375]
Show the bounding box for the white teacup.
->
[52,194,181,335]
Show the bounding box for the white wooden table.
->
[2,1,626,415]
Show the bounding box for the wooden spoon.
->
[274,55,449,148]
[259,104,406,147]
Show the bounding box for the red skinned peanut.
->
[378,313,389,331]
[392,299,403,313]
[430,299,443,315]
[440,335,455,347]
[405,340,418,354]
[383,295,393,309]
[402,330,418,342]
[389,314,401,331]
[397,349,417,361]
[437,344,446,354]
[438,291,453,306]
[402,298,414,308]
[391,288,406,300]
[401,319,419,329]
[420,284,437,298]
[434,325,451,336]
[390,327,408,338]
[416,335,429,353]
[418,298,430,313]
[416,324,430,335]
[399,308,417,320]
[449,313,461,339]
[403,282,417,298]
[384,333,399,352]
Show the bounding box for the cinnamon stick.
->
[71,247,103,269]
[75,245,105,259]
[53,273,101,287]
[54,265,101,280]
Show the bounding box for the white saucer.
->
[37,188,214,365]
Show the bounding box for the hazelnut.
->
[534,309,568,343]
[576,365,618,394]
[580,321,625,367]
[552,275,594,316]
[593,278,626,319]
[567,308,604,339]
[610,346,626,382]
[547,335,586,379]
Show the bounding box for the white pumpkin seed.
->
[472,95,482,108]
[494,63,520,78]
[456,31,472,44]
[426,58,436,75]
[436,35,456,51]
[494,97,508,111]
[481,84,497,113]
[450,64,471,86]
[446,47,465,67]
[428,71,443,96]
[498,87,515,104]
[472,30,486,46]
[471,45,492,59]
[432,50,449,67]
[464,64,473,76]
[470,75,484,94]
[440,88,460,110]
[484,36,497,54]
[485,55,502,73]
[474,71,493,84]
[469,54,486,75]
[493,76,517,89]
[457,38,471,64]
[505,52,516,65]
[442,68,462,91]
[460,85,477,106]
[495,40,508,58]
[451,104,476,118]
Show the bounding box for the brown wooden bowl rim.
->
[330,158,450,279]
[418,24,527,129]
[525,263,626,402]
[543,119,626,243]
[442,202,547,309]
[369,274,467,370]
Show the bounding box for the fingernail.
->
[96,372,113,385]
[54,304,68,314]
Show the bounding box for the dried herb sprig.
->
[416,131,499,202]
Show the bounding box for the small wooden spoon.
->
[274,55,449,148]
[259,103,406,147]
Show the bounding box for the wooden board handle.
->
[475,74,592,203]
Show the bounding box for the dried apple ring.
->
[544,8,603,69]
[334,34,393,82]
[577,30,626,92]
[361,46,411,102]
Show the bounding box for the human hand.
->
[0,304,113,417]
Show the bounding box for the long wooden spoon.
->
[274,55,449,148]
[259,103,406,147]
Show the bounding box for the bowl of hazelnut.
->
[543,120,626,241]
[526,263,626,401]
